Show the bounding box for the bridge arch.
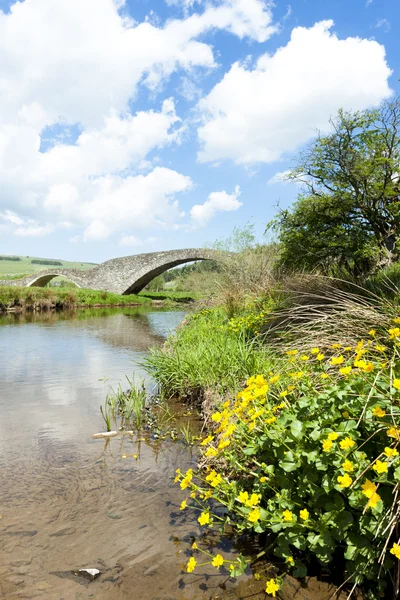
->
[122,256,216,295]
[27,273,82,288]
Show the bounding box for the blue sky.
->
[0,0,398,263]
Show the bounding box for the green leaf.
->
[290,419,304,439]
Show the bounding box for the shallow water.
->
[0,308,244,600]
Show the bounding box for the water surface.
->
[0,308,243,600]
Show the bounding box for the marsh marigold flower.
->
[328,432,340,441]
[367,492,381,508]
[186,557,197,573]
[212,554,224,568]
[282,509,293,522]
[393,379,400,390]
[311,347,320,354]
[322,439,333,452]
[339,366,352,376]
[387,427,400,439]
[180,500,187,510]
[340,437,356,450]
[373,460,388,475]
[337,474,352,488]
[265,578,280,597]
[316,353,325,361]
[342,460,354,472]
[331,356,345,365]
[201,435,214,445]
[361,479,377,498]
[390,543,400,560]
[384,446,399,458]
[300,509,309,520]
[198,512,211,526]
[247,508,261,523]
[372,406,386,418]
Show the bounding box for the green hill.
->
[0,255,97,278]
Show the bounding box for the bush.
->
[175,329,400,598]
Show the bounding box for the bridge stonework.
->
[0,249,220,295]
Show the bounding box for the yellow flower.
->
[367,492,381,508]
[180,500,187,510]
[279,390,289,398]
[205,446,218,458]
[265,578,280,597]
[286,556,294,564]
[198,512,211,526]
[301,355,310,361]
[368,329,376,336]
[238,491,249,504]
[372,406,386,418]
[322,439,333,452]
[337,473,352,488]
[192,542,198,550]
[266,416,277,425]
[387,427,400,439]
[375,345,386,352]
[388,327,400,339]
[299,509,309,520]
[342,460,354,472]
[259,476,267,483]
[332,343,341,349]
[373,460,388,475]
[394,317,400,324]
[180,474,193,490]
[316,353,325,361]
[212,554,224,568]
[342,411,350,418]
[311,347,320,354]
[330,356,345,365]
[269,375,280,384]
[247,508,261,523]
[285,349,298,356]
[328,432,340,441]
[339,366,352,376]
[390,543,400,560]
[340,437,356,450]
[254,572,261,580]
[186,557,197,573]
[384,446,399,458]
[321,373,329,379]
[282,509,293,522]
[246,493,261,507]
[393,379,400,390]
[211,412,222,423]
[200,435,214,445]
[362,362,374,373]
[218,439,231,450]
[361,479,377,498]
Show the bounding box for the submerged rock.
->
[92,431,118,439]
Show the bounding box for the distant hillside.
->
[0,255,97,278]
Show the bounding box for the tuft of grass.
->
[143,307,272,400]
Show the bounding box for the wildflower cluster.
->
[175,322,400,598]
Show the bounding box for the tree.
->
[271,98,400,274]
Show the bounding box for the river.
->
[0,307,250,600]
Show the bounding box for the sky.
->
[0,0,399,263]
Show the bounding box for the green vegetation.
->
[146,284,400,598]
[0,254,97,278]
[31,259,63,266]
[139,290,201,303]
[0,286,151,312]
[271,98,400,276]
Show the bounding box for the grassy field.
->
[0,255,97,278]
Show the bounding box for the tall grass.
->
[143,308,272,400]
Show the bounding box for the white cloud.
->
[0,0,276,241]
[375,18,390,32]
[197,20,392,165]
[268,170,291,185]
[190,185,242,225]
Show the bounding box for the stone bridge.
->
[0,249,221,295]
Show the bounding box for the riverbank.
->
[0,286,199,312]
[144,289,400,599]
